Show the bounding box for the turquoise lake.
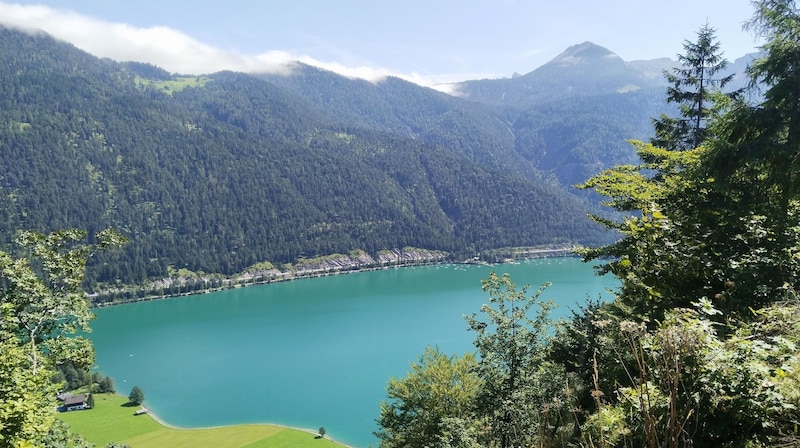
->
[90,258,618,447]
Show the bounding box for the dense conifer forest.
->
[0,27,632,290]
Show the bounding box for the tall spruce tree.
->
[573,5,800,446]
[652,23,737,150]
[699,0,800,304]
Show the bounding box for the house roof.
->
[62,393,89,406]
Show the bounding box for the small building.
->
[57,393,90,411]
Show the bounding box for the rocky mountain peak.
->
[547,41,622,66]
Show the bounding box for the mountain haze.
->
[446,42,671,186]
[256,42,680,189]
[451,42,666,107]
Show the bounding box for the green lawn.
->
[134,75,210,95]
[57,393,347,448]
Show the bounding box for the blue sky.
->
[0,1,761,87]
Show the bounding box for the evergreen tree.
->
[652,23,738,150]
[740,0,800,220]
[698,0,800,305]
[573,3,800,445]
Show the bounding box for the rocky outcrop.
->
[91,247,450,306]
[293,252,376,275]
[376,248,448,264]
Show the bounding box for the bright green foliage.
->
[0,336,59,447]
[583,132,800,319]
[578,140,702,212]
[378,276,583,448]
[581,405,629,448]
[465,272,574,448]
[128,386,145,405]
[0,228,124,447]
[41,419,95,448]
[1,229,126,374]
[375,346,481,448]
[652,23,737,150]
[578,142,716,318]
[433,417,483,448]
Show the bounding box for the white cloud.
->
[0,2,274,74]
[0,2,486,90]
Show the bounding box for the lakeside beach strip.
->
[57,393,351,448]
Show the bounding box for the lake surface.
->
[91,258,618,447]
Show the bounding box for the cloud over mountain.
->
[0,1,460,87]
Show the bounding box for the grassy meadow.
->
[57,393,347,448]
[134,75,211,95]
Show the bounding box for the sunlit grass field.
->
[57,393,346,448]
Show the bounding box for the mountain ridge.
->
[0,26,756,288]
[448,41,668,108]
[0,26,611,288]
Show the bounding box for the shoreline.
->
[136,401,353,447]
[90,246,579,308]
[94,249,582,447]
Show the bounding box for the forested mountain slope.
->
[0,27,608,287]
[455,42,670,186]
[262,43,675,190]
[511,90,664,187]
[258,66,537,180]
